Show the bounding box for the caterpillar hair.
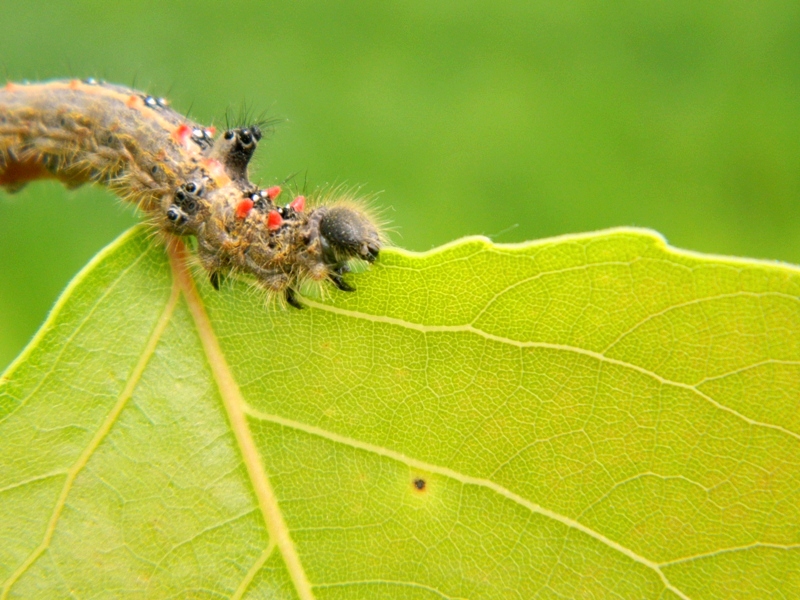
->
[0,78,384,308]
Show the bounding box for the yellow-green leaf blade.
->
[1,226,798,599]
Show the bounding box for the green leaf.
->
[1,226,799,599]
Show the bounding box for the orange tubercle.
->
[172,123,192,146]
[267,210,283,230]
[126,95,144,109]
[236,198,254,219]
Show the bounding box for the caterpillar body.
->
[0,78,383,307]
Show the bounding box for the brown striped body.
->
[0,79,382,306]
[0,79,202,206]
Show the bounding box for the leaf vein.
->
[144,508,259,591]
[230,541,275,600]
[0,247,153,427]
[0,276,181,599]
[0,470,67,495]
[304,300,800,443]
[659,542,800,568]
[242,404,691,600]
[470,260,640,325]
[603,291,800,354]
[313,579,470,600]
[693,358,800,386]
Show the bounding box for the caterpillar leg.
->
[256,269,303,309]
[198,247,227,291]
[209,271,224,291]
[285,287,304,309]
[328,272,355,292]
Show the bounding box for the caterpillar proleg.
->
[0,79,383,307]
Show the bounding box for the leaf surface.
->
[1,226,799,599]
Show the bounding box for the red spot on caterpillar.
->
[0,79,386,304]
[206,126,216,136]
[267,210,283,230]
[236,198,254,219]
[172,124,192,145]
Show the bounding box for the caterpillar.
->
[0,79,383,308]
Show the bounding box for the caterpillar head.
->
[317,205,381,264]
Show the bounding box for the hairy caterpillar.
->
[0,79,383,308]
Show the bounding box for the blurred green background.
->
[1,0,798,370]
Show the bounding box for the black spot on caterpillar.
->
[0,79,385,307]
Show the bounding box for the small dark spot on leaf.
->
[413,478,426,491]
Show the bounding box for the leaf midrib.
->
[166,240,315,600]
